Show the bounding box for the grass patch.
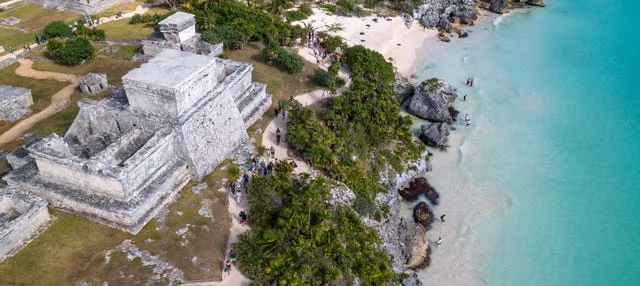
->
[226,42,318,146]
[100,18,156,41]
[0,3,78,49]
[32,58,142,86]
[98,44,141,58]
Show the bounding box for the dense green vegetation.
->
[46,37,95,65]
[311,63,345,91]
[75,25,106,40]
[42,21,73,39]
[233,163,398,284]
[287,45,423,213]
[285,10,308,22]
[260,44,304,73]
[128,12,174,24]
[202,25,245,50]
[189,0,306,48]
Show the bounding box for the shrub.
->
[76,25,106,40]
[319,3,337,13]
[260,44,304,73]
[48,38,95,65]
[278,51,304,73]
[285,10,308,22]
[299,3,313,16]
[43,21,73,39]
[202,25,245,50]
[322,35,344,54]
[421,78,440,92]
[311,69,333,87]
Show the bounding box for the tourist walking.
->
[223,259,232,278]
[270,146,276,158]
[236,191,242,204]
[276,128,281,145]
[274,107,280,118]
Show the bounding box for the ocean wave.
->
[492,12,510,27]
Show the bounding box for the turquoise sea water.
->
[415,1,640,285]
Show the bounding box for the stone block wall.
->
[177,92,247,179]
[0,85,33,123]
[0,187,52,263]
[79,73,108,95]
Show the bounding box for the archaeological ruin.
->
[33,0,132,14]
[142,12,224,57]
[0,187,53,263]
[79,73,109,94]
[0,85,33,123]
[4,49,271,234]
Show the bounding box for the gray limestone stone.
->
[0,187,53,263]
[0,85,33,123]
[79,73,108,94]
[32,0,133,14]
[0,17,21,26]
[141,12,223,57]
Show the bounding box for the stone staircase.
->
[234,83,272,128]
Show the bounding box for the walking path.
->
[261,66,350,175]
[0,59,80,147]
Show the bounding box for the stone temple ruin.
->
[0,85,34,123]
[33,0,132,14]
[0,187,53,263]
[4,49,271,234]
[142,12,223,57]
[79,73,109,95]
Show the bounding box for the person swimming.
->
[465,114,471,126]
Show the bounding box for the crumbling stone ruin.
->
[33,0,132,14]
[0,85,34,123]
[0,187,53,263]
[142,12,223,57]
[0,17,21,26]
[4,49,271,234]
[79,73,109,94]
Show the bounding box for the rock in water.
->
[454,27,469,38]
[402,222,430,270]
[527,0,546,6]
[407,78,457,123]
[399,177,440,205]
[413,202,435,229]
[420,122,450,147]
[488,0,508,13]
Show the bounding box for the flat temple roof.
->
[122,49,216,89]
[158,11,195,26]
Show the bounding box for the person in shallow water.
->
[440,214,446,222]
[437,237,443,246]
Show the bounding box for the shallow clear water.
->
[414,1,640,285]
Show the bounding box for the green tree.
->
[201,24,244,50]
[47,38,95,65]
[322,35,344,53]
[43,21,73,39]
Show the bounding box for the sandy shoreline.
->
[294,8,438,77]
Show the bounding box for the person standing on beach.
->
[440,214,446,222]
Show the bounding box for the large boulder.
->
[420,122,450,147]
[413,1,478,29]
[527,0,545,6]
[413,201,435,229]
[419,8,440,28]
[399,177,440,205]
[399,219,430,270]
[407,78,457,123]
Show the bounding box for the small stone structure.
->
[142,12,223,57]
[0,17,21,26]
[5,49,271,234]
[0,187,53,263]
[32,0,132,14]
[0,85,34,123]
[79,73,109,94]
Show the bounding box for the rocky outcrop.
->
[420,122,450,147]
[399,177,439,205]
[394,72,416,103]
[527,0,545,7]
[478,0,545,14]
[454,26,468,38]
[400,219,430,270]
[408,1,478,31]
[407,78,457,123]
[413,201,435,230]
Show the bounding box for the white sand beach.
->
[294,8,438,77]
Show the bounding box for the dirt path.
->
[0,59,80,147]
